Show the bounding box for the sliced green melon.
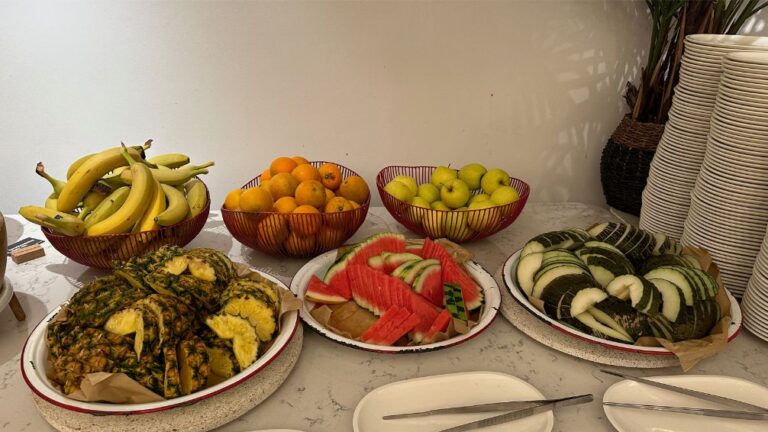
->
[582,255,629,288]
[607,274,661,315]
[649,278,684,322]
[531,265,589,299]
[539,274,606,319]
[520,229,590,257]
[573,311,634,343]
[643,267,697,306]
[589,297,649,341]
[516,252,543,296]
[638,254,698,274]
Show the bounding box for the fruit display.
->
[18,141,212,268]
[221,157,370,257]
[45,245,289,400]
[513,222,727,344]
[302,232,488,347]
[377,165,529,242]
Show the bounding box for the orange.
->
[338,175,369,204]
[348,200,360,210]
[261,168,271,181]
[285,231,316,256]
[324,197,353,228]
[224,188,243,210]
[291,156,310,166]
[318,163,342,190]
[318,225,345,249]
[274,196,298,213]
[259,179,271,192]
[290,205,321,236]
[324,188,335,206]
[239,187,273,212]
[269,172,299,199]
[257,214,289,252]
[291,164,321,183]
[270,157,298,176]
[294,180,326,208]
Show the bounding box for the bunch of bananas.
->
[20,140,213,237]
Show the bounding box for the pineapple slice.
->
[178,336,210,395]
[187,248,235,284]
[66,275,149,327]
[188,258,216,282]
[221,279,279,342]
[205,314,259,370]
[145,269,220,312]
[138,294,197,346]
[201,331,239,380]
[48,328,120,394]
[163,344,181,398]
[104,305,158,358]
[164,255,189,275]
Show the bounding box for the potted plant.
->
[600,0,768,215]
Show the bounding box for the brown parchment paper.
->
[528,246,732,371]
[309,238,480,345]
[51,263,302,404]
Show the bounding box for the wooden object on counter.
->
[8,293,25,321]
[0,213,6,281]
[11,244,45,264]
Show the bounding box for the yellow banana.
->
[155,183,190,226]
[184,179,208,219]
[147,153,190,169]
[36,162,67,197]
[120,161,214,186]
[19,206,86,236]
[78,189,109,220]
[86,146,155,236]
[135,178,166,232]
[84,186,131,229]
[66,153,96,179]
[45,193,58,210]
[57,141,151,212]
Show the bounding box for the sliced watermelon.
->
[422,238,484,310]
[306,275,349,304]
[444,283,468,321]
[361,306,410,345]
[367,253,388,271]
[413,265,443,307]
[384,253,422,274]
[382,312,421,345]
[348,233,406,267]
[406,243,424,257]
[422,309,452,342]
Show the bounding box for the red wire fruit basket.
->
[376,165,529,243]
[222,161,370,258]
[43,187,211,269]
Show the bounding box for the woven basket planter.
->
[600,115,665,216]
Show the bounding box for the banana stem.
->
[191,161,215,170]
[36,162,67,196]
[143,139,153,150]
[120,143,138,166]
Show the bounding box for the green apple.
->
[469,193,490,204]
[431,166,458,188]
[431,201,450,211]
[458,163,487,190]
[408,196,430,223]
[440,179,470,209]
[481,168,511,194]
[384,180,415,202]
[417,183,440,204]
[393,175,418,196]
[490,185,520,205]
[445,211,474,242]
[467,200,501,231]
[422,210,446,237]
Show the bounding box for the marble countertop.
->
[1,204,766,432]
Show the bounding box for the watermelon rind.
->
[306,275,349,304]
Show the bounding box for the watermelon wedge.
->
[382,312,421,345]
[421,238,484,310]
[406,243,424,257]
[413,264,443,307]
[361,306,411,345]
[306,275,349,304]
[348,233,406,267]
[422,309,452,343]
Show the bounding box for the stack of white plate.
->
[743,226,768,341]
[640,35,768,239]
[681,51,768,298]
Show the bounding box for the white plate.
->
[290,249,501,353]
[352,372,553,432]
[502,250,742,356]
[603,375,768,432]
[21,268,300,415]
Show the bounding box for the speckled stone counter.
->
[1,204,766,432]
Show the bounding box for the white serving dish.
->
[21,269,300,415]
[603,375,768,432]
[290,249,501,353]
[352,372,553,432]
[502,250,742,356]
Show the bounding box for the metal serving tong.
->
[384,394,593,432]
[601,369,768,420]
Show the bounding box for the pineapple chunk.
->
[164,255,189,275]
[188,258,216,282]
[178,336,210,395]
[205,314,259,370]
[163,345,181,398]
[187,248,235,284]
[206,346,237,380]
[104,306,158,358]
[221,297,276,343]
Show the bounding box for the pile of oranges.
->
[224,156,370,255]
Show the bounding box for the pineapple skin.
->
[178,335,210,395]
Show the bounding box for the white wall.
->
[0,0,652,213]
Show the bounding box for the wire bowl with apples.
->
[222,161,370,258]
[376,165,529,243]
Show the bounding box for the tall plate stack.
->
[639,35,768,239]
[682,52,768,298]
[743,227,768,341]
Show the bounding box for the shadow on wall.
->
[504,0,648,203]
